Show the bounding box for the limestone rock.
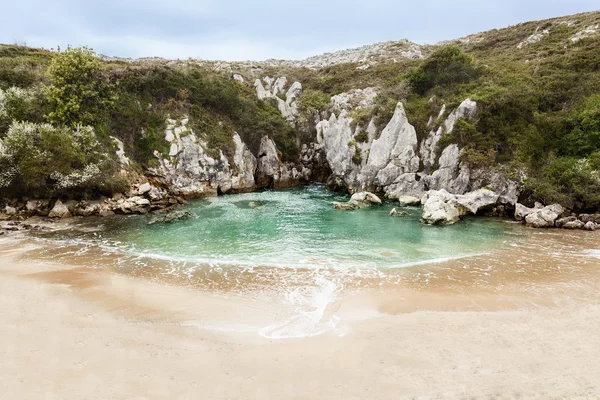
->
[365,102,420,188]
[397,195,422,207]
[326,175,348,193]
[331,88,377,111]
[4,206,17,215]
[584,221,597,231]
[69,201,97,217]
[421,190,463,225]
[556,216,578,228]
[515,203,543,221]
[525,204,565,228]
[138,183,152,195]
[48,200,72,218]
[332,191,381,210]
[563,219,585,230]
[454,189,499,214]
[389,208,410,217]
[111,137,131,166]
[26,200,49,214]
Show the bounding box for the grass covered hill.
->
[1,10,600,209]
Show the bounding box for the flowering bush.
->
[0,86,44,131]
[0,121,114,196]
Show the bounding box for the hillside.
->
[1,10,599,211]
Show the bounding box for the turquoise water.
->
[64,184,516,269]
[22,184,600,338]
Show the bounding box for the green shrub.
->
[352,143,362,165]
[354,130,369,143]
[408,46,481,95]
[0,86,46,133]
[45,46,115,127]
[0,121,117,197]
[297,89,331,115]
[525,156,600,210]
[563,93,600,156]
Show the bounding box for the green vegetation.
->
[0,45,298,198]
[306,12,600,211]
[45,46,116,127]
[1,11,600,209]
[297,89,331,116]
[0,122,123,198]
[407,46,481,95]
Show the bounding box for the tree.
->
[45,46,115,127]
[564,93,600,156]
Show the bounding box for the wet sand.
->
[1,232,600,399]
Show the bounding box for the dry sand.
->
[1,236,600,399]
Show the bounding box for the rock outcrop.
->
[515,204,599,231]
[421,188,504,225]
[254,77,302,124]
[421,190,464,225]
[524,204,565,228]
[332,192,382,210]
[149,117,311,198]
[315,97,517,205]
[48,200,72,219]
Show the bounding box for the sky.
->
[2,0,598,61]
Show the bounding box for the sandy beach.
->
[1,234,600,400]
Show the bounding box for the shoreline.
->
[2,235,600,398]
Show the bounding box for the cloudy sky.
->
[2,0,598,61]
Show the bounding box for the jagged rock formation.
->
[421,189,503,225]
[331,88,378,111]
[149,117,318,198]
[316,97,516,203]
[254,77,302,124]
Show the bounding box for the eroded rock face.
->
[454,189,500,214]
[150,118,262,197]
[315,97,513,203]
[331,88,377,111]
[420,99,477,174]
[254,77,302,124]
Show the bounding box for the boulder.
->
[515,203,543,222]
[26,200,50,214]
[525,204,565,228]
[148,187,165,201]
[397,195,421,207]
[556,216,578,228]
[389,208,410,217]
[332,191,381,211]
[579,214,600,225]
[74,201,101,217]
[4,206,17,215]
[138,183,152,195]
[454,189,499,214]
[562,220,585,230]
[48,200,72,218]
[421,190,464,225]
[584,221,596,231]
